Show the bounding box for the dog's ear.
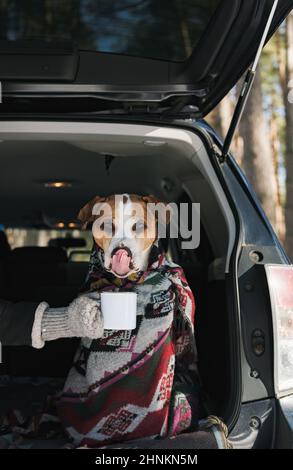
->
[142,194,172,225]
[142,195,162,205]
[78,196,107,229]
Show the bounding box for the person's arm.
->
[0,299,39,346]
[0,295,103,348]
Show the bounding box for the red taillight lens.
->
[265,265,293,397]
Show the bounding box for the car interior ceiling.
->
[0,130,233,421]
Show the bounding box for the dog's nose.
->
[120,242,125,247]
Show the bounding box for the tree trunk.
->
[270,94,286,243]
[239,68,279,229]
[275,30,287,100]
[285,12,293,259]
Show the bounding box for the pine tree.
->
[284,12,293,259]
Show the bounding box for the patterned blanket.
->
[57,242,199,447]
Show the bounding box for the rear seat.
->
[0,231,10,298]
[2,247,88,377]
[0,260,9,376]
[5,247,68,303]
[0,232,11,375]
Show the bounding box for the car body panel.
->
[0,1,293,116]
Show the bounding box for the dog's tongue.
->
[111,249,131,275]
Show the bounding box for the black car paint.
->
[200,119,293,448]
[229,399,276,449]
[1,1,293,118]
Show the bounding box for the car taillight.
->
[265,265,293,397]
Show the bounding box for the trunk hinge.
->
[221,0,279,163]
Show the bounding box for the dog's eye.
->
[100,221,115,235]
[132,221,146,233]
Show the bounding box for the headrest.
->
[0,231,11,259]
[10,246,68,264]
[48,237,86,249]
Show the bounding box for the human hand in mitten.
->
[31,294,103,348]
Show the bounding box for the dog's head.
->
[78,193,171,278]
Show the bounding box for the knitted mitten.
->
[31,294,103,349]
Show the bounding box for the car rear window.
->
[0,0,221,62]
[6,228,89,247]
[5,228,92,261]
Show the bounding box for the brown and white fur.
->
[78,193,171,277]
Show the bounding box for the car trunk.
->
[0,120,239,447]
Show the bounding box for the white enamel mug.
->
[100,292,137,330]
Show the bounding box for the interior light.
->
[44,181,72,189]
[143,140,167,147]
[68,222,79,229]
[55,222,65,228]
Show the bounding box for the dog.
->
[58,194,198,447]
[78,193,169,278]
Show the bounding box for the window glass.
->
[0,0,221,61]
